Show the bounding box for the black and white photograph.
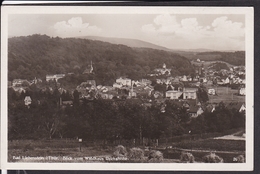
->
[1,6,254,170]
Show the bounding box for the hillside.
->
[177,51,245,66]
[78,36,171,51]
[8,35,194,85]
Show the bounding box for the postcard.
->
[1,6,254,170]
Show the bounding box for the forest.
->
[185,51,245,66]
[8,34,195,85]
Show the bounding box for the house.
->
[12,79,30,87]
[205,104,216,113]
[60,98,73,107]
[165,90,183,99]
[113,82,123,88]
[128,89,137,98]
[116,77,131,87]
[32,77,42,84]
[134,86,153,97]
[180,75,188,82]
[86,80,96,87]
[226,102,246,112]
[24,96,32,106]
[208,88,216,95]
[46,74,65,82]
[188,105,204,118]
[182,100,197,109]
[154,63,171,75]
[101,86,114,92]
[239,88,245,96]
[223,77,230,84]
[153,91,164,99]
[97,85,103,90]
[12,87,26,94]
[58,87,66,94]
[183,88,197,99]
[140,79,152,86]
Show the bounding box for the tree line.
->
[8,87,244,141]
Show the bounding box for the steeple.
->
[90,61,93,73]
[163,63,166,69]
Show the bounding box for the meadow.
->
[9,134,245,163]
[206,86,245,103]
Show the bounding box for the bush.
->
[23,143,34,152]
[128,147,144,160]
[113,145,127,157]
[148,150,163,162]
[202,152,223,163]
[180,152,195,163]
[234,155,245,163]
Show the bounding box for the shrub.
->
[180,152,195,163]
[113,145,127,157]
[202,152,223,163]
[128,147,144,160]
[148,150,163,162]
[234,155,245,163]
[23,143,34,152]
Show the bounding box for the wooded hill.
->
[178,51,245,66]
[8,34,194,85]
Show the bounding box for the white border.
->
[1,6,254,171]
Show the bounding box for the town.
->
[9,61,246,118]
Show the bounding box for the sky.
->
[8,14,245,51]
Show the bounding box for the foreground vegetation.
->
[9,137,245,163]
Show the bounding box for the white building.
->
[208,88,216,95]
[166,90,183,99]
[239,88,245,95]
[24,96,32,106]
[183,88,197,99]
[113,82,123,88]
[116,77,131,86]
[46,74,65,82]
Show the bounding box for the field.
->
[8,135,245,163]
[206,85,245,103]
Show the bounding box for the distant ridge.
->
[77,36,172,51]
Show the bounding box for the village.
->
[9,61,246,119]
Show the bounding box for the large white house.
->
[116,77,131,86]
[183,88,197,99]
[46,74,65,82]
[166,90,183,99]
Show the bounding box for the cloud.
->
[212,16,244,38]
[141,14,245,50]
[142,14,180,35]
[52,17,101,37]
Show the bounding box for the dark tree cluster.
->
[195,51,245,66]
[189,102,245,134]
[9,86,244,142]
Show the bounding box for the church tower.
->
[163,63,166,69]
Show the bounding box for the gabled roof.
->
[225,102,245,111]
[24,96,32,101]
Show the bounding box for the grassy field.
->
[8,136,245,163]
[206,85,245,103]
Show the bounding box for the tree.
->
[73,90,80,105]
